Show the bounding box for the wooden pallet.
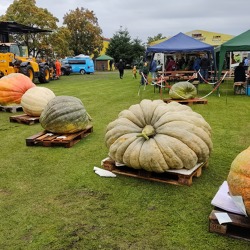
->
[0,105,23,113]
[26,126,93,148]
[164,98,208,105]
[209,208,250,241]
[9,114,40,125]
[102,158,207,186]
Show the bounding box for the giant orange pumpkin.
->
[227,146,250,215]
[0,73,36,106]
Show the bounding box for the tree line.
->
[0,0,164,66]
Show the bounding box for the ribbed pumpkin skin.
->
[105,99,212,173]
[169,81,197,100]
[227,146,250,215]
[21,87,56,116]
[40,96,92,133]
[0,73,36,105]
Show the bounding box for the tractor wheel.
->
[38,65,50,83]
[20,65,35,82]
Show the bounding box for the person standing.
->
[55,59,61,79]
[117,59,125,79]
[193,56,201,81]
[199,55,210,83]
[109,59,113,71]
[165,57,176,71]
[140,62,149,85]
[132,65,137,79]
[243,57,249,71]
[150,60,157,83]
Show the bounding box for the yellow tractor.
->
[0,21,52,83]
[0,43,50,83]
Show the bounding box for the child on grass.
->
[132,65,137,79]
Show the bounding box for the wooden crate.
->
[26,126,93,148]
[164,98,208,105]
[102,158,207,186]
[209,208,250,241]
[0,105,23,113]
[9,114,40,125]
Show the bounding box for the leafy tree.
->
[106,27,145,67]
[48,27,74,58]
[131,38,146,65]
[147,33,166,45]
[63,7,103,57]
[0,0,58,58]
[106,27,132,64]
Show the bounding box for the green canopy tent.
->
[217,29,250,78]
[95,55,114,71]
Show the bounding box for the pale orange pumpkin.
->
[227,146,250,215]
[21,86,56,116]
[0,73,36,105]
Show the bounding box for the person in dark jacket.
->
[117,59,125,79]
[139,62,149,85]
[150,60,157,83]
[193,56,201,82]
[234,62,246,83]
[234,62,247,94]
[199,55,210,83]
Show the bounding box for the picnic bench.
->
[158,70,196,82]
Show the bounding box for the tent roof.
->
[219,29,250,51]
[0,21,52,34]
[146,32,214,54]
[96,54,113,60]
[217,29,250,77]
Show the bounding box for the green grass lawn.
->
[0,71,250,250]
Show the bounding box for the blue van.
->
[63,55,94,74]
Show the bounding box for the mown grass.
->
[0,71,249,250]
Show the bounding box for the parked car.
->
[61,62,72,75]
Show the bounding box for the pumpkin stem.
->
[86,112,93,121]
[137,125,155,140]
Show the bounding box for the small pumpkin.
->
[105,99,212,173]
[39,96,92,134]
[0,73,36,105]
[227,146,250,215]
[21,86,56,117]
[169,81,197,100]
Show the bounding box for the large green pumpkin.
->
[169,81,197,100]
[105,99,212,173]
[40,96,92,133]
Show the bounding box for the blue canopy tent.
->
[146,32,215,72]
[146,32,214,54]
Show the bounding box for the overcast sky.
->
[1,0,249,42]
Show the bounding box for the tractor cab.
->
[0,21,52,83]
